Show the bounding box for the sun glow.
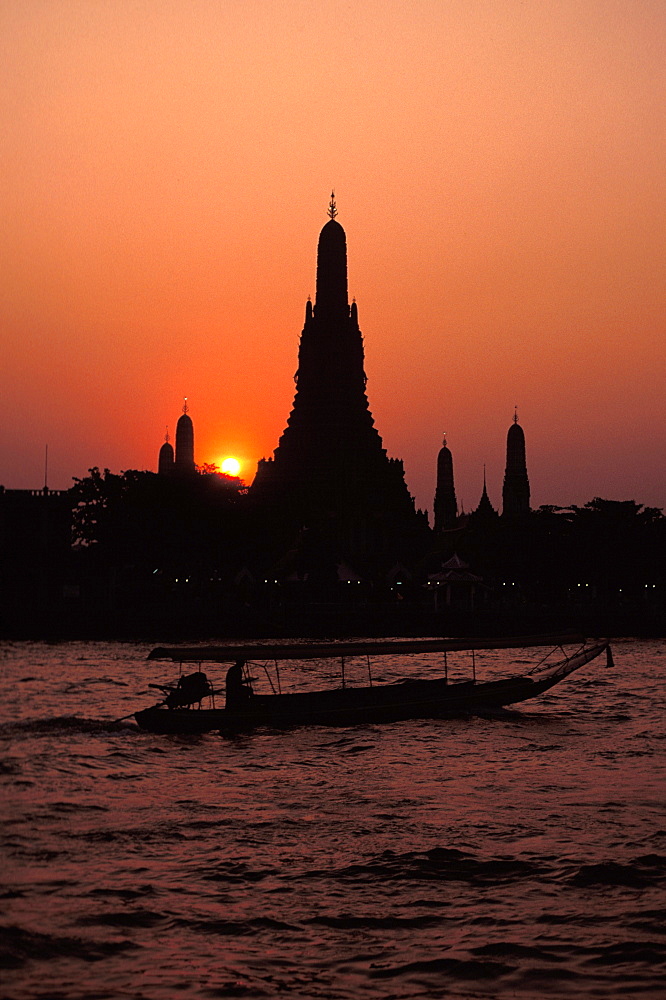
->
[220,457,241,477]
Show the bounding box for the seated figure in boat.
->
[225,660,253,711]
[165,671,210,709]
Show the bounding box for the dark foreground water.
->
[1,638,664,999]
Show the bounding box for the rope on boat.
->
[527,644,562,674]
[527,640,585,676]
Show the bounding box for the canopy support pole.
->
[260,663,276,694]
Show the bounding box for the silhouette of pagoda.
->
[252,195,420,554]
[158,429,174,476]
[175,399,195,476]
[433,433,458,531]
[502,409,530,517]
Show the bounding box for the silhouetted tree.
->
[71,467,248,581]
[445,498,664,607]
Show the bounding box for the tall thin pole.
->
[44,444,48,492]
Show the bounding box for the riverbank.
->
[1,598,663,642]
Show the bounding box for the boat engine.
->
[165,671,211,709]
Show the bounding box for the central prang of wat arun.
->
[251,194,428,564]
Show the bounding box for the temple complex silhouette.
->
[251,195,425,561]
[153,201,533,536]
[4,200,665,638]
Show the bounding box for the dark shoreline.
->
[2,602,663,643]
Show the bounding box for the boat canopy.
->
[147,634,586,663]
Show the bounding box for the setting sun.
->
[220,457,241,477]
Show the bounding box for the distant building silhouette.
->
[175,400,196,476]
[0,485,73,626]
[502,410,530,517]
[433,433,457,531]
[252,195,420,553]
[158,429,175,476]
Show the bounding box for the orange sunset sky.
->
[2,0,665,516]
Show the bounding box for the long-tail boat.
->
[133,635,611,734]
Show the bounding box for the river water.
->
[1,638,664,999]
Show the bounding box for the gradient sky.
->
[2,0,665,516]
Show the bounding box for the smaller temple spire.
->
[503,409,530,517]
[434,431,457,532]
[471,464,498,522]
[327,190,337,219]
[175,399,195,475]
[158,425,175,476]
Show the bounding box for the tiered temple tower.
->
[252,196,419,549]
[433,433,458,531]
[502,410,530,517]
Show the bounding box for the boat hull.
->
[134,641,608,734]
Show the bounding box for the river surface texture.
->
[1,638,664,999]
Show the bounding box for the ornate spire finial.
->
[443,431,447,447]
[165,426,170,444]
[327,190,337,219]
[183,397,188,415]
[514,406,518,424]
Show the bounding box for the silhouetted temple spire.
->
[502,409,530,517]
[252,200,419,545]
[158,428,175,476]
[328,190,337,219]
[315,210,350,324]
[175,398,196,476]
[472,466,498,523]
[434,433,458,531]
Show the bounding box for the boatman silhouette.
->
[225,659,253,710]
